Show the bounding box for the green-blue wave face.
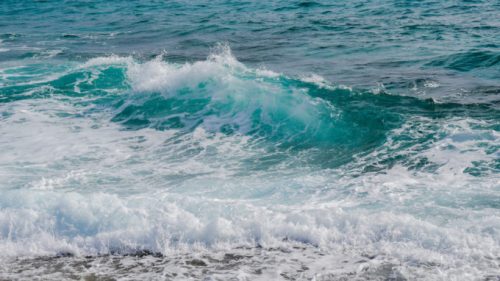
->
[2,50,497,174]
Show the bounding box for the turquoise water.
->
[0,1,499,280]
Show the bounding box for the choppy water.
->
[0,1,499,280]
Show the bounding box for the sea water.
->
[0,1,499,280]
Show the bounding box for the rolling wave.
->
[0,46,498,280]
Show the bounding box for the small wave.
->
[426,50,500,72]
[61,34,79,39]
[82,55,134,68]
[297,1,323,8]
[274,1,326,11]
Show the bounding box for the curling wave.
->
[0,46,499,280]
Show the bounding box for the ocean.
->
[0,0,499,280]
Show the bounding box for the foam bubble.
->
[82,55,134,68]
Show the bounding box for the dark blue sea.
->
[0,1,499,280]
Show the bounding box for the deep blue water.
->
[0,1,499,280]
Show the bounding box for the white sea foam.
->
[0,98,498,279]
[300,73,337,90]
[255,68,281,78]
[82,55,134,68]
[0,49,498,280]
[126,45,244,93]
[423,80,440,88]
